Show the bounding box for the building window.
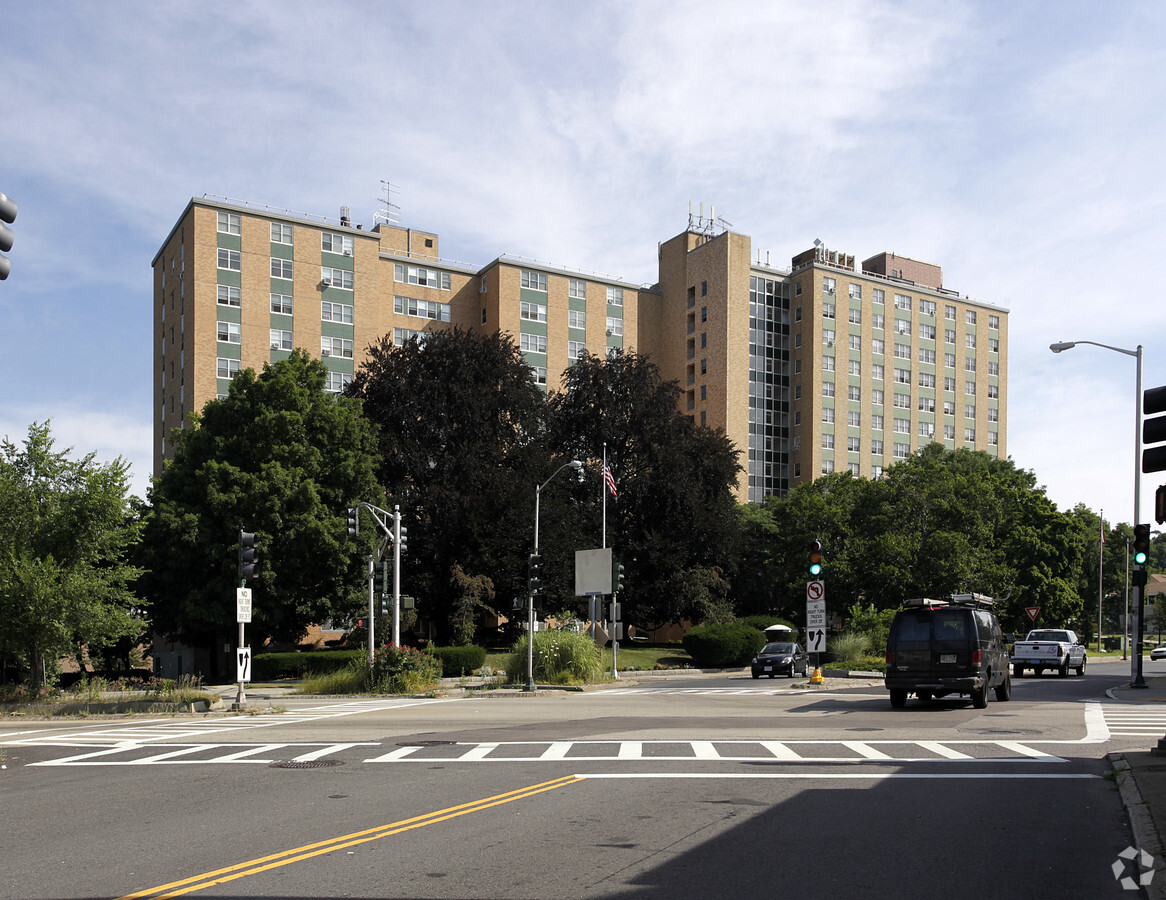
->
[966,381,977,396]
[271,222,293,244]
[569,310,586,329]
[965,358,977,373]
[520,270,548,291]
[894,417,910,434]
[944,401,955,415]
[849,308,862,325]
[919,324,936,341]
[989,315,1000,329]
[217,248,241,271]
[325,372,353,393]
[849,284,862,300]
[216,358,240,379]
[871,391,884,407]
[872,413,884,430]
[918,421,935,438]
[568,340,585,360]
[894,293,912,310]
[394,295,450,322]
[945,353,956,368]
[946,305,956,320]
[271,258,293,280]
[894,343,911,360]
[530,366,547,386]
[321,232,354,255]
[965,428,976,443]
[700,384,707,401]
[521,301,548,322]
[217,212,241,235]
[872,338,885,356]
[848,411,861,427]
[848,436,861,453]
[918,396,936,412]
[966,310,977,325]
[823,277,836,293]
[520,333,548,354]
[270,329,292,351]
[894,368,911,385]
[823,329,836,346]
[822,408,835,423]
[894,442,910,460]
[872,313,885,329]
[322,301,354,323]
[702,306,708,323]
[919,349,936,365]
[988,408,998,423]
[569,279,587,299]
[270,293,293,315]
[217,321,241,343]
[823,303,836,320]
[794,333,802,349]
[701,359,707,374]
[322,336,353,358]
[944,425,956,441]
[919,372,936,389]
[822,434,835,450]
[481,306,487,325]
[823,356,835,372]
[894,319,910,335]
[871,439,883,455]
[945,377,956,392]
[894,393,911,410]
[849,334,861,351]
[848,385,862,401]
[321,267,353,290]
[965,404,976,419]
[821,459,834,475]
[609,317,625,337]
[872,288,884,304]
[217,285,241,307]
[607,286,623,306]
[822,381,835,398]
[919,300,936,316]
[945,329,956,344]
[848,360,862,377]
[988,384,1000,399]
[966,333,977,349]
[989,338,999,353]
[396,263,451,290]
[698,330,704,348]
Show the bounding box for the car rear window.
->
[893,611,932,642]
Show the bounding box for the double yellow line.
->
[116,775,584,900]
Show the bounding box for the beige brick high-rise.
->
[153,199,1007,503]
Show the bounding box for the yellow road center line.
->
[115,775,584,900]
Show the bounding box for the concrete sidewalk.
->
[1109,676,1166,898]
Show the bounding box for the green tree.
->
[547,349,743,627]
[0,422,142,687]
[448,564,497,646]
[348,329,549,642]
[139,351,381,666]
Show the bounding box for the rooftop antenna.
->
[374,180,400,227]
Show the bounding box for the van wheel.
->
[995,671,1012,702]
[971,682,988,709]
[1076,656,1087,676]
[889,689,907,709]
[1013,664,1024,678]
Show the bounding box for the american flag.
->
[603,465,618,498]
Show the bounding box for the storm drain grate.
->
[269,759,344,769]
[398,740,456,747]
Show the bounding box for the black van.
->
[884,596,1012,709]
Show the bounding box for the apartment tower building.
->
[152,197,1007,504]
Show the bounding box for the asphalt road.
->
[1,659,1158,899]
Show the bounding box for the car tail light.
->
[885,650,893,666]
[972,649,982,665]
[1055,645,1063,658]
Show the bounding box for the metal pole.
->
[526,483,540,693]
[1134,345,1147,687]
[235,620,246,709]
[1099,511,1104,654]
[392,505,401,646]
[367,554,375,665]
[1125,537,1130,660]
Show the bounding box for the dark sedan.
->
[751,642,808,678]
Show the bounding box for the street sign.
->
[236,645,252,683]
[236,587,253,624]
[807,592,826,654]
[1026,606,1040,622]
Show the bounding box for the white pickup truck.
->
[1011,629,1087,677]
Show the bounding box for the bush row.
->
[682,623,766,668]
[253,646,488,680]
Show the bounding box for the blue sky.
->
[4,0,1166,530]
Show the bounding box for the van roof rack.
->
[903,594,997,610]
[904,598,948,608]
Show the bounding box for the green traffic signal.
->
[809,540,823,577]
[1133,522,1151,566]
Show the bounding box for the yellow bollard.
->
[809,667,824,684]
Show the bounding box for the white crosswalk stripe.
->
[1101,704,1166,736]
[29,741,378,767]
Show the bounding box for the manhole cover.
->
[398,740,456,747]
[269,759,344,769]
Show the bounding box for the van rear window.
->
[894,611,932,642]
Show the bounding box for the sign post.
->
[806,580,827,658]
[235,586,252,709]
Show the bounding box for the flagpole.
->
[602,443,607,550]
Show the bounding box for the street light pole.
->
[1050,340,1145,686]
[526,460,583,692]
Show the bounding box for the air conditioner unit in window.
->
[322,277,332,286]
[322,349,330,357]
[343,249,352,256]
[271,343,281,350]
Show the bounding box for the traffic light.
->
[1133,523,1151,567]
[1145,386,1166,474]
[373,560,387,595]
[397,523,407,555]
[0,192,16,281]
[346,506,358,537]
[614,562,625,593]
[528,552,542,595]
[809,540,823,577]
[1157,485,1166,527]
[238,529,259,583]
[379,594,390,617]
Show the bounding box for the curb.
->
[1111,753,1166,899]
